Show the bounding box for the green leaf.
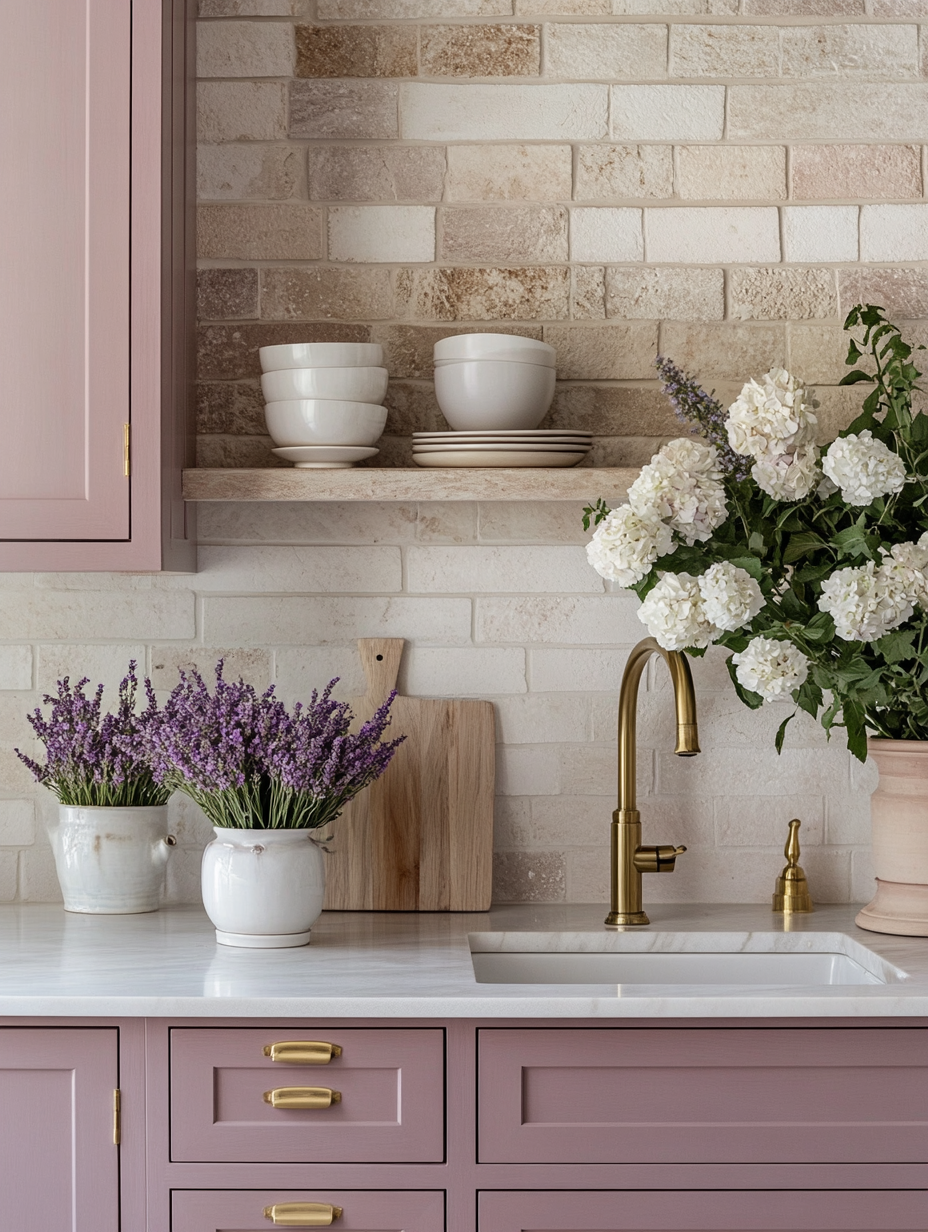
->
[839,369,875,386]
[783,531,827,565]
[834,523,878,560]
[726,654,764,710]
[774,712,795,755]
[874,630,917,664]
[795,679,823,718]
[728,555,764,581]
[845,339,863,365]
[581,497,611,532]
[748,531,766,556]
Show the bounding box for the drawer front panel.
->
[478,1028,928,1164]
[478,1190,928,1231]
[171,1028,444,1163]
[173,1190,445,1232]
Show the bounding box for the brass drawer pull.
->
[263,1041,342,1066]
[263,1202,343,1227]
[263,1086,341,1110]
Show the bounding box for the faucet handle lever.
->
[634,844,687,874]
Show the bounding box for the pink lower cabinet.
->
[477,1028,928,1164]
[173,1190,445,1232]
[478,1190,928,1231]
[170,1027,445,1163]
[0,1027,119,1232]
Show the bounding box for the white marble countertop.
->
[1,902,927,1018]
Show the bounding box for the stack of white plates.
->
[412,430,592,469]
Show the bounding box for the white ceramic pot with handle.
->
[49,805,175,914]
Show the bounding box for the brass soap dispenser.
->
[772,818,813,914]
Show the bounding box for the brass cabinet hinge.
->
[123,423,131,478]
[113,1089,121,1146]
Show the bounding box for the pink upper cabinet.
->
[0,0,194,572]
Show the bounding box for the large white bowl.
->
[259,342,384,372]
[264,399,388,447]
[433,333,555,366]
[434,359,556,431]
[261,366,388,405]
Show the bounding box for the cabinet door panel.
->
[0,0,129,539]
[0,1027,118,1232]
[172,1190,446,1232]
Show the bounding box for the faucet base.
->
[605,910,650,927]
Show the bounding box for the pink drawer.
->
[478,1190,928,1231]
[173,1190,445,1232]
[477,1027,928,1164]
[170,1028,444,1163]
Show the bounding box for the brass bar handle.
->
[264,1041,343,1065]
[263,1086,341,1110]
[263,1202,343,1227]
[634,844,687,874]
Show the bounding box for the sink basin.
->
[469,932,908,987]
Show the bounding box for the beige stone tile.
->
[197,20,295,77]
[789,324,857,385]
[197,322,371,380]
[295,24,417,77]
[478,501,591,544]
[200,0,299,11]
[585,435,671,466]
[839,268,928,319]
[545,23,667,79]
[861,202,928,262]
[572,267,606,319]
[658,322,787,379]
[677,146,786,202]
[0,801,35,848]
[730,83,928,142]
[850,846,875,905]
[730,268,839,321]
[492,850,566,903]
[329,205,435,262]
[197,500,418,544]
[197,81,288,143]
[782,24,919,79]
[646,206,780,264]
[407,545,602,595]
[545,385,678,435]
[150,647,272,691]
[447,145,571,202]
[716,796,824,848]
[196,433,282,468]
[570,208,643,263]
[476,595,644,645]
[421,24,540,77]
[0,593,194,642]
[383,381,445,434]
[543,323,658,380]
[309,146,446,203]
[606,267,724,321]
[783,206,858,264]
[165,795,214,851]
[647,845,851,906]
[790,144,922,201]
[824,792,872,847]
[410,267,571,320]
[649,643,732,694]
[197,144,303,202]
[614,0,737,8]
[870,0,928,12]
[492,796,570,851]
[400,82,608,141]
[440,206,568,263]
[671,24,779,79]
[528,647,637,693]
[34,645,146,696]
[196,380,265,435]
[495,695,592,745]
[373,324,542,380]
[401,647,527,696]
[260,267,396,321]
[194,545,402,593]
[814,386,864,442]
[205,596,472,646]
[515,0,609,10]
[575,144,673,201]
[0,648,32,692]
[272,647,369,705]
[743,0,863,11]
[366,434,416,468]
[197,269,258,321]
[415,502,479,544]
[319,0,512,13]
[557,742,652,798]
[290,80,399,140]
[198,204,323,260]
[659,744,852,798]
[612,85,724,142]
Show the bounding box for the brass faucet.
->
[606,636,700,928]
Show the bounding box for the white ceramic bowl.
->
[434,359,556,431]
[261,366,388,405]
[259,342,384,372]
[433,333,555,366]
[264,399,388,447]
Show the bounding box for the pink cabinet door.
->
[477,1028,928,1164]
[0,1027,119,1232]
[170,1027,445,1163]
[0,0,130,541]
[173,1190,446,1232]
[478,1190,928,1231]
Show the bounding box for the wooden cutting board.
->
[322,638,496,912]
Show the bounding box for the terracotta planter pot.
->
[856,738,928,937]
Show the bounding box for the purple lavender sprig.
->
[655,355,749,480]
[15,662,168,808]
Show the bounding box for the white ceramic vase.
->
[49,805,175,914]
[201,827,326,948]
[856,738,928,937]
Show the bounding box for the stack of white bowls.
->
[259,342,388,468]
[417,333,592,468]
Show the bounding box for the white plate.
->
[413,450,586,468]
[413,438,591,447]
[413,442,591,454]
[413,430,591,440]
[272,446,379,469]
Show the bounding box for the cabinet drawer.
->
[172,1190,445,1232]
[478,1190,928,1231]
[170,1028,444,1163]
[477,1028,928,1164]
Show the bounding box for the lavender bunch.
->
[655,355,748,480]
[145,663,404,830]
[15,662,168,808]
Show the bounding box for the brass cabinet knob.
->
[263,1086,342,1110]
[263,1041,342,1065]
[263,1202,343,1227]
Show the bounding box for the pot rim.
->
[867,737,928,754]
[210,825,317,840]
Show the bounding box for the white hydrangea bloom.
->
[698,562,765,632]
[586,505,674,588]
[821,430,907,507]
[628,438,728,545]
[751,443,822,502]
[879,536,928,609]
[726,368,818,461]
[637,572,718,651]
[733,637,810,702]
[818,560,915,642]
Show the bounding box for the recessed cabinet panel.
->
[172,1190,446,1232]
[170,1027,445,1163]
[477,1028,928,1164]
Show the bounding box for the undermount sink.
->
[468,932,909,987]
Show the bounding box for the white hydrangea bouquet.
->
[585,305,928,763]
